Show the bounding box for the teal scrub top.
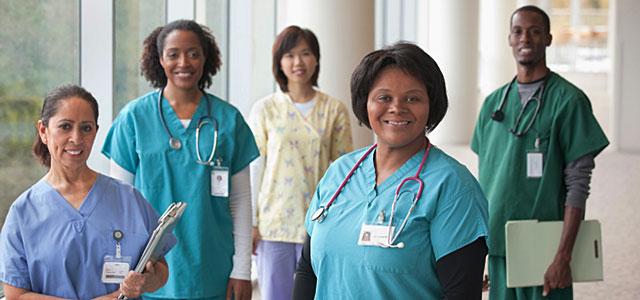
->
[305,145,488,299]
[102,90,259,298]
[471,72,609,256]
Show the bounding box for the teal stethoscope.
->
[311,140,432,249]
[491,73,549,137]
[158,88,218,165]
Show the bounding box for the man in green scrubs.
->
[471,5,609,300]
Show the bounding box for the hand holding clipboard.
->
[118,202,186,300]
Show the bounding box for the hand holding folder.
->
[505,219,603,288]
[118,202,187,300]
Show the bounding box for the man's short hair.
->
[511,5,551,34]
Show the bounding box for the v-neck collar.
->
[364,147,426,195]
[279,91,322,135]
[41,173,104,219]
[279,91,321,119]
[160,91,211,136]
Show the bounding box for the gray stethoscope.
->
[157,88,218,166]
[311,140,432,249]
[491,73,549,137]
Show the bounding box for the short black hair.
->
[350,42,448,132]
[272,25,320,92]
[32,84,99,167]
[511,5,551,34]
[141,19,221,90]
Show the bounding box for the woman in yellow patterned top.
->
[249,25,353,300]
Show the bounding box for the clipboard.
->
[118,202,186,299]
[505,219,603,288]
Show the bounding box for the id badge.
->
[358,224,395,247]
[527,151,543,178]
[211,166,229,197]
[101,255,132,284]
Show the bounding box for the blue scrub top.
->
[0,174,175,299]
[102,91,259,298]
[305,145,489,299]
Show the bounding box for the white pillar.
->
[479,0,516,101]
[611,0,640,152]
[82,0,113,174]
[278,0,375,149]
[419,0,480,145]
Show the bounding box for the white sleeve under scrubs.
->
[0,174,175,299]
[304,145,489,299]
[102,90,259,299]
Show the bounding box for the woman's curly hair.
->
[140,20,221,90]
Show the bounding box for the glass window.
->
[0,0,79,227]
[0,1,79,294]
[546,0,610,73]
[113,0,166,116]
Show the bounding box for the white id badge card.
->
[527,152,543,178]
[211,166,229,197]
[358,224,395,246]
[101,255,132,284]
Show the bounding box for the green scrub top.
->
[102,90,259,299]
[471,72,609,256]
[305,145,488,299]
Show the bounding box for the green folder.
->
[505,219,603,288]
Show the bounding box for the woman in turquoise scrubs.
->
[102,20,259,299]
[293,43,489,299]
[0,85,174,299]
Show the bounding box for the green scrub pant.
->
[488,255,573,300]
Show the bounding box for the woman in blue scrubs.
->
[0,85,174,299]
[293,43,489,299]
[102,20,259,299]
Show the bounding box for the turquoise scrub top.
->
[305,145,488,299]
[102,90,259,299]
[0,174,175,299]
[471,72,609,256]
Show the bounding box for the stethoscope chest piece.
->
[311,206,327,222]
[169,137,182,150]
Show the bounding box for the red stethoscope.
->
[311,139,432,248]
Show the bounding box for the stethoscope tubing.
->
[313,139,432,248]
[157,88,218,165]
[492,74,549,137]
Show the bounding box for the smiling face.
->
[160,30,205,91]
[367,66,429,151]
[509,10,552,68]
[280,39,318,87]
[38,97,97,171]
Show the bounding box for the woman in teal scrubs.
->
[102,20,259,299]
[293,43,489,299]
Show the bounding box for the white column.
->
[278,0,375,149]
[227,0,253,116]
[611,0,640,152]
[419,0,480,145]
[82,0,113,174]
[479,0,516,101]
